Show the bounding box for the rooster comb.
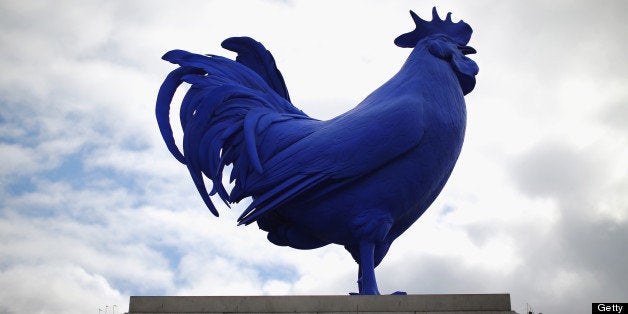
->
[395,7,472,48]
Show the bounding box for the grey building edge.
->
[128,294,517,313]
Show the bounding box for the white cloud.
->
[0,263,125,314]
[0,143,40,175]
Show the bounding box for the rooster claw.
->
[348,291,407,295]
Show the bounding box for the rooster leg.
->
[348,265,363,295]
[349,209,393,295]
[358,241,380,295]
[357,264,363,292]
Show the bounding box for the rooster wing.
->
[237,95,425,225]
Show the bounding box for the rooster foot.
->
[349,291,407,295]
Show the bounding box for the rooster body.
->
[157,8,478,295]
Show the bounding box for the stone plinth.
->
[128,294,516,313]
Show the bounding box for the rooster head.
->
[395,7,478,95]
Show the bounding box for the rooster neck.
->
[339,45,466,133]
[360,46,465,111]
[404,47,462,94]
[391,46,467,135]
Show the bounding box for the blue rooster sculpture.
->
[156,7,478,295]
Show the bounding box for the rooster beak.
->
[458,45,476,55]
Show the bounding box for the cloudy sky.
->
[1,0,626,313]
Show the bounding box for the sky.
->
[0,0,626,313]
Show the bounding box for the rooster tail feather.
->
[238,173,327,225]
[243,109,266,174]
[156,66,205,164]
[157,39,310,217]
[222,36,291,102]
[163,49,276,100]
[182,109,220,217]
